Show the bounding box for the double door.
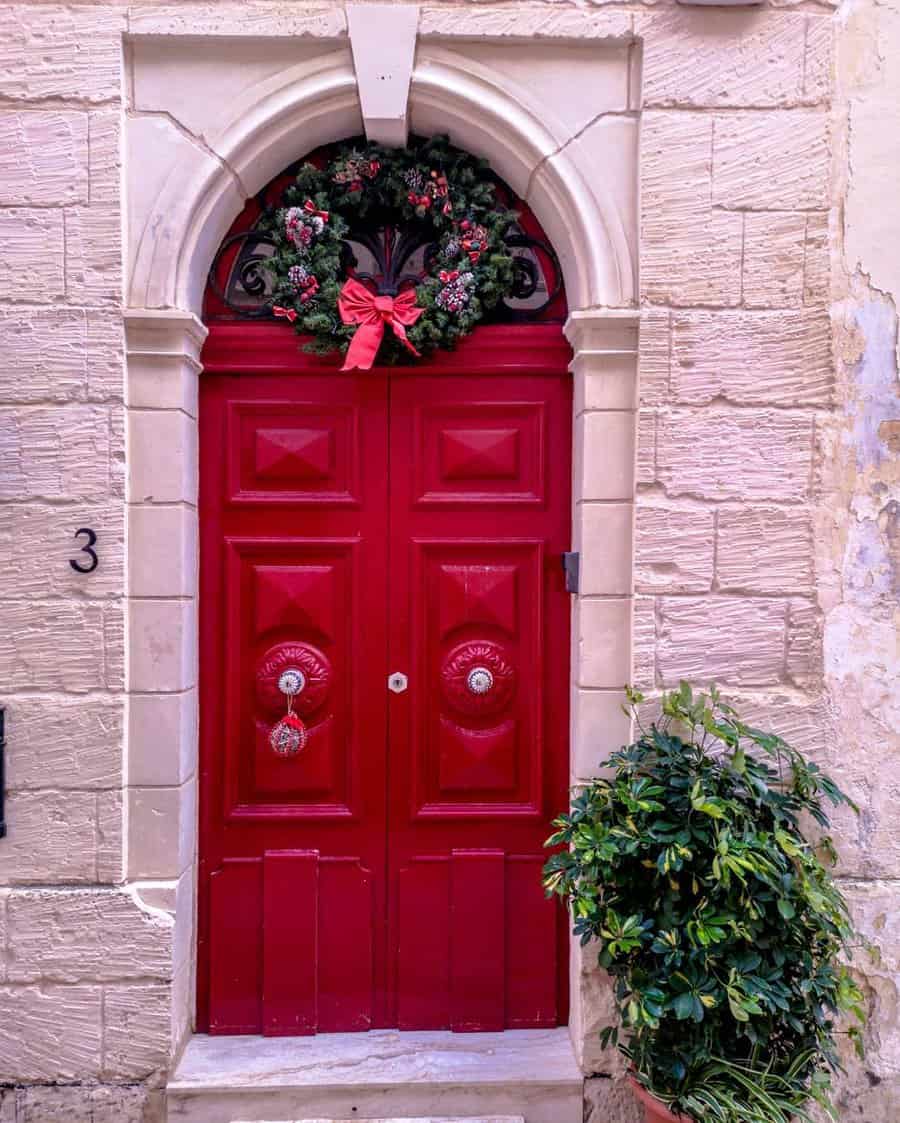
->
[198,362,571,1034]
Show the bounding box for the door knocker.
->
[268,666,309,757]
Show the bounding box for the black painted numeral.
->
[70,527,99,574]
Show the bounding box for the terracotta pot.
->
[628,1077,692,1123]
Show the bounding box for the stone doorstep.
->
[166,1028,582,1123]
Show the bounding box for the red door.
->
[198,325,571,1035]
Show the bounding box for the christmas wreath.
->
[260,135,517,369]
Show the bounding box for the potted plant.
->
[544,683,865,1123]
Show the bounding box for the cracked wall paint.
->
[821,0,900,1110]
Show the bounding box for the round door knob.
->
[466,666,494,695]
[388,672,408,694]
[278,667,306,696]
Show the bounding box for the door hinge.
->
[561,551,580,594]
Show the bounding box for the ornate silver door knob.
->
[466,666,494,695]
[388,672,408,694]
[278,668,306,696]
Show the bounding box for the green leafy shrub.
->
[544,683,865,1123]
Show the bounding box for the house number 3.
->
[70,527,99,574]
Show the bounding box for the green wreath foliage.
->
[260,135,517,363]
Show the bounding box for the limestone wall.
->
[0,2,896,1121]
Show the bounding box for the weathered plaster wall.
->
[0,2,896,1122]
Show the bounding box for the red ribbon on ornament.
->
[273,305,297,323]
[439,270,459,284]
[303,199,330,222]
[338,278,424,370]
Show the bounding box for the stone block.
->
[86,310,125,401]
[6,889,172,984]
[129,599,196,693]
[570,939,619,1075]
[89,109,121,207]
[658,596,787,686]
[128,409,198,504]
[0,306,84,401]
[0,984,103,1081]
[671,310,832,406]
[742,212,806,308]
[97,788,124,884]
[0,503,124,599]
[638,9,807,109]
[804,16,833,104]
[717,506,813,592]
[102,984,172,1080]
[585,1074,643,1123]
[18,1083,94,1122]
[643,209,743,308]
[576,599,632,688]
[4,695,123,789]
[105,600,126,691]
[92,1084,166,1123]
[633,596,656,688]
[0,111,88,205]
[638,308,670,406]
[572,689,632,779]
[577,502,633,596]
[128,690,197,787]
[0,791,97,883]
[641,111,742,306]
[0,209,65,300]
[635,504,715,593]
[713,110,829,210]
[127,781,196,880]
[804,212,831,305]
[0,6,123,103]
[636,409,656,487]
[419,6,631,42]
[0,405,111,500]
[64,205,122,306]
[129,504,198,598]
[786,597,821,685]
[576,411,636,501]
[129,3,347,39]
[657,409,813,502]
[726,690,831,760]
[0,601,105,691]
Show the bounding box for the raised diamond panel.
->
[439,717,518,792]
[413,403,546,505]
[440,427,519,480]
[227,401,360,505]
[255,427,333,480]
[254,565,335,639]
[438,564,518,639]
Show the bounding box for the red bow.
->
[338,278,423,370]
[439,270,459,284]
[303,199,329,222]
[273,305,297,323]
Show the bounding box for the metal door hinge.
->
[561,551,580,594]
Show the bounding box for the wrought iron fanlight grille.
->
[204,147,566,325]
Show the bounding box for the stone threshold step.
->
[234,1117,524,1122]
[167,1029,582,1123]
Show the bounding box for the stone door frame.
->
[123,6,639,1062]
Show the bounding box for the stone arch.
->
[128,45,634,317]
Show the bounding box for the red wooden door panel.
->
[199,370,389,1033]
[388,373,571,1031]
[198,328,570,1035]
